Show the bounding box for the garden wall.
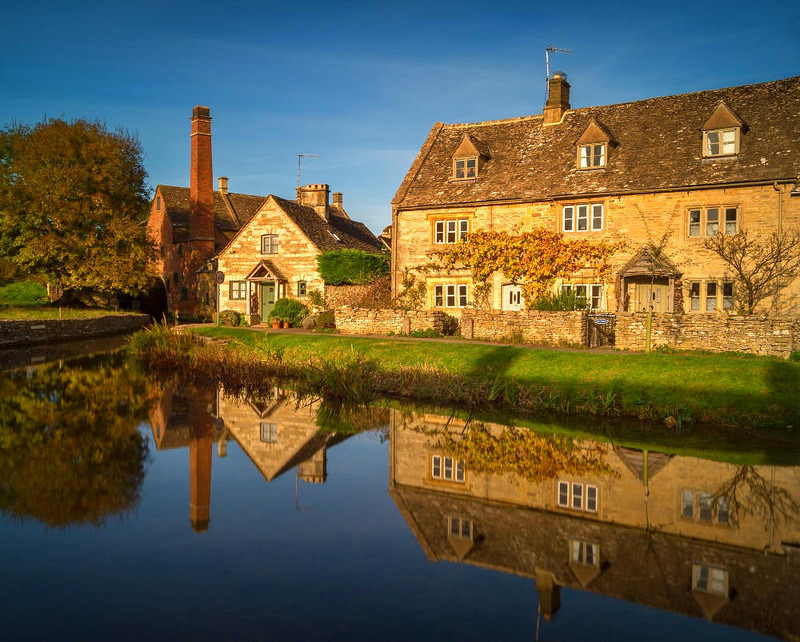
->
[460,310,587,346]
[615,313,799,358]
[0,314,150,348]
[334,308,446,335]
[325,276,391,310]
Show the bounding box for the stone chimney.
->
[297,183,330,220]
[543,72,570,125]
[189,106,214,254]
[332,192,343,208]
[218,176,228,195]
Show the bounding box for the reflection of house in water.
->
[148,385,352,531]
[388,410,800,640]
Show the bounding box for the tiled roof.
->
[393,76,800,208]
[271,196,383,253]
[158,185,266,232]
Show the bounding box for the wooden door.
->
[260,282,276,319]
[501,284,525,311]
[636,283,668,313]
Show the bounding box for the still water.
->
[0,345,798,641]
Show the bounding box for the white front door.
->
[501,284,525,311]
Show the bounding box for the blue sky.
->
[1,0,798,234]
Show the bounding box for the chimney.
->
[332,192,343,208]
[218,176,228,195]
[189,106,214,253]
[296,183,330,220]
[543,72,570,125]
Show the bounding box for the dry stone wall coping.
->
[0,314,150,348]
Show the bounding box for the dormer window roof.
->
[575,118,615,169]
[701,102,744,157]
[451,134,490,180]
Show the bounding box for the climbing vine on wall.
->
[435,229,620,306]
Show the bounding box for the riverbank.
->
[0,313,150,348]
[131,325,800,431]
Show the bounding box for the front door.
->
[501,284,525,311]
[260,281,276,319]
[636,283,669,313]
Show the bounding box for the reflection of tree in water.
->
[714,465,800,530]
[0,354,150,528]
[434,422,617,483]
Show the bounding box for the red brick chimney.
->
[189,106,214,254]
[543,72,570,124]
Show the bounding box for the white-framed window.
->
[230,281,247,300]
[297,281,307,297]
[704,128,738,157]
[693,565,728,596]
[560,283,604,311]
[722,281,734,310]
[433,284,468,308]
[590,284,603,310]
[579,143,606,168]
[260,422,277,443]
[563,204,603,232]
[687,207,737,237]
[449,516,472,540]
[453,157,477,179]
[261,234,279,254]
[570,540,599,566]
[689,282,701,311]
[431,454,465,483]
[686,280,735,313]
[557,481,598,512]
[705,282,717,311]
[681,490,730,525]
[433,218,469,244]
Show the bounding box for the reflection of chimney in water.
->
[189,390,215,533]
[298,446,327,484]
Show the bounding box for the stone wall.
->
[325,276,391,310]
[334,308,447,336]
[0,314,150,349]
[460,310,587,346]
[615,312,799,358]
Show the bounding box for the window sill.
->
[449,177,478,182]
[574,167,607,173]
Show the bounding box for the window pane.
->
[722,130,736,154]
[434,285,443,307]
[459,219,469,240]
[696,566,709,590]
[682,490,694,517]
[580,146,590,168]
[458,285,468,308]
[435,221,444,243]
[572,540,582,562]
[710,568,726,594]
[447,220,457,243]
[461,520,471,538]
[706,208,719,236]
[689,210,701,237]
[725,208,737,235]
[455,460,465,482]
[446,285,455,307]
[585,543,596,565]
[586,486,597,512]
[444,457,453,480]
[563,207,574,232]
[707,131,720,155]
[576,285,588,309]
[572,483,583,509]
[450,517,459,536]
[717,496,730,524]
[593,144,605,167]
[689,282,700,311]
[699,493,713,521]
[455,160,465,179]
[706,283,717,311]
[432,455,441,478]
[466,158,476,178]
[723,282,734,310]
[591,285,602,310]
[558,482,569,506]
[577,205,588,231]
[591,204,603,230]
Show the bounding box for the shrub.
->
[790,351,800,362]
[268,298,309,327]
[533,289,586,311]
[317,309,335,329]
[317,249,389,285]
[441,313,459,336]
[308,289,326,310]
[219,310,242,327]
[0,280,47,306]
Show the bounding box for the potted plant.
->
[271,317,281,329]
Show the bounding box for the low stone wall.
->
[334,308,446,335]
[615,313,799,358]
[325,277,391,310]
[460,310,587,346]
[0,314,150,349]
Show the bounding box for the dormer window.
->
[575,118,614,170]
[701,102,744,158]
[454,157,477,179]
[579,143,605,168]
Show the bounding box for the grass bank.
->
[0,307,140,320]
[141,326,800,430]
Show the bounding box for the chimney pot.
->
[332,192,343,207]
[218,176,228,194]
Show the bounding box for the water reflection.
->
[388,410,800,640]
[0,353,149,528]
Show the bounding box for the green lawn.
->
[192,326,800,428]
[0,307,140,320]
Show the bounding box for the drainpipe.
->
[773,182,783,315]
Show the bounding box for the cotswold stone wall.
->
[615,313,799,358]
[460,310,587,346]
[325,276,391,310]
[0,314,150,348]
[334,308,446,335]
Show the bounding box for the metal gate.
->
[587,313,616,348]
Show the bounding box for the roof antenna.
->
[545,44,571,105]
[297,153,320,188]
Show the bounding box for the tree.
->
[703,229,800,314]
[0,118,156,298]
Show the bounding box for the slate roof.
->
[271,195,383,253]
[158,185,266,232]
[393,76,800,208]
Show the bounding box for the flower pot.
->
[271,319,281,329]
[281,321,290,328]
